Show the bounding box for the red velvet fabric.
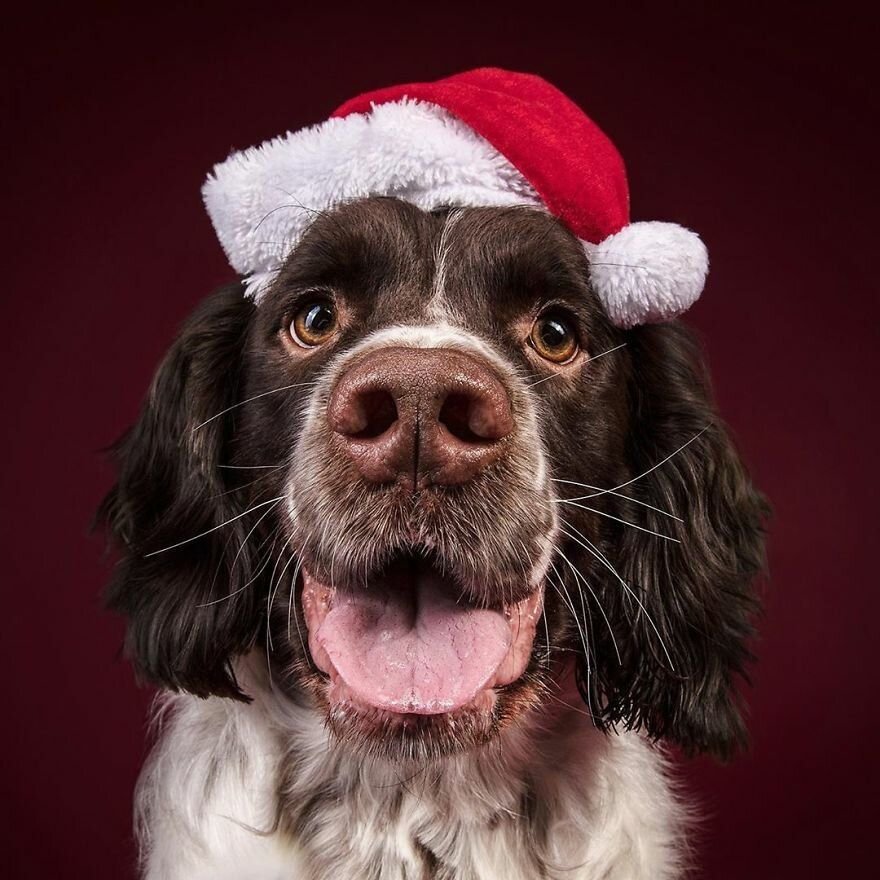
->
[332,67,630,243]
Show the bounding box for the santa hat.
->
[203,68,707,328]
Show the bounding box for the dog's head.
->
[100,197,767,761]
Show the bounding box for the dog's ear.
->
[98,284,260,700]
[587,322,768,759]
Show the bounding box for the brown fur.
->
[100,196,768,771]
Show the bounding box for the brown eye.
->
[529,311,579,363]
[290,299,337,347]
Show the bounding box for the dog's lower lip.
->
[299,555,544,718]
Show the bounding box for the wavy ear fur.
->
[98,285,258,700]
[586,322,769,759]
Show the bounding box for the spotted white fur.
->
[137,657,686,879]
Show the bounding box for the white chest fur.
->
[136,672,684,879]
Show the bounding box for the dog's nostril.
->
[439,391,512,443]
[350,389,398,439]
[438,393,486,444]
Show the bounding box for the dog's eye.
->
[290,299,338,347]
[529,312,579,363]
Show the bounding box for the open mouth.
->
[300,553,544,718]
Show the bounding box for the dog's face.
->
[101,197,766,762]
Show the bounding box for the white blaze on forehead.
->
[427,208,466,323]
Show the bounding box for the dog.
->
[100,191,767,878]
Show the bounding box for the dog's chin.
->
[297,552,545,760]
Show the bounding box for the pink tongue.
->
[316,568,511,715]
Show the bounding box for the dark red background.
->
[4,3,876,877]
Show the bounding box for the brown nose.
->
[327,347,514,487]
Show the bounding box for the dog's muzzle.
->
[290,340,551,721]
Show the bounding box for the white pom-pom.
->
[586,221,708,329]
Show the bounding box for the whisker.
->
[267,187,351,238]
[212,466,286,499]
[218,464,285,470]
[588,260,651,270]
[559,520,675,672]
[513,540,534,637]
[268,544,299,652]
[546,691,597,720]
[565,427,709,501]
[323,518,338,604]
[191,382,319,432]
[553,499,680,542]
[556,548,621,664]
[253,201,313,232]
[144,496,284,557]
[204,482,278,598]
[197,534,279,608]
[226,498,280,578]
[264,545,288,613]
[287,555,307,660]
[526,342,627,388]
[541,601,552,668]
[196,500,283,607]
[242,532,281,591]
[547,560,595,718]
[551,479,682,522]
[589,341,627,363]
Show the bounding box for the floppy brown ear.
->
[97,284,260,700]
[584,322,769,759]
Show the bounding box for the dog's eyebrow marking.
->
[427,208,464,321]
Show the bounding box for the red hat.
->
[204,68,707,328]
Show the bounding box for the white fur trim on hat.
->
[202,99,542,301]
[586,222,709,329]
[204,102,708,326]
